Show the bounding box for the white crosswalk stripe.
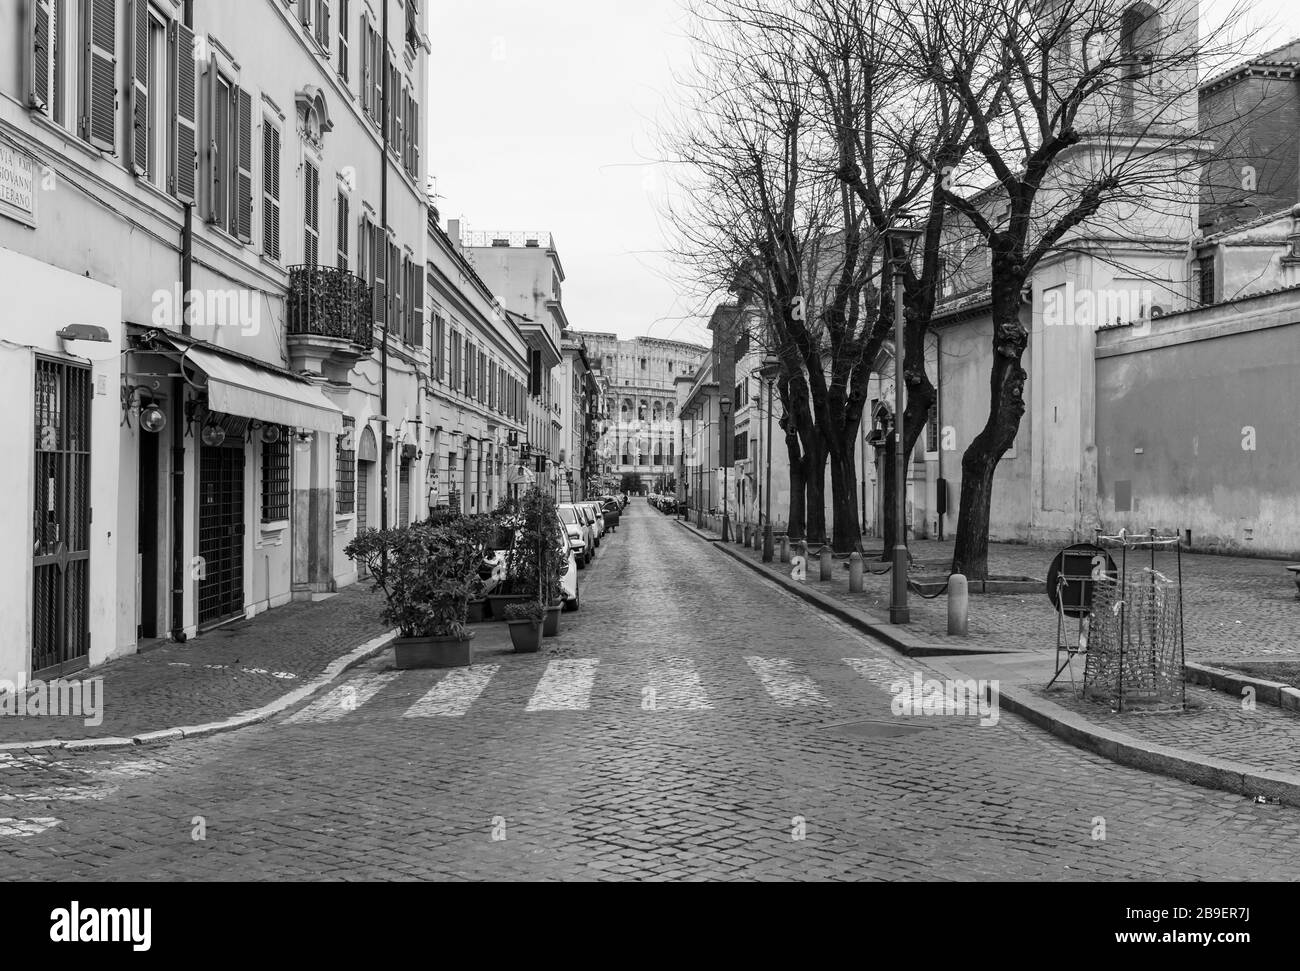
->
[645,657,712,710]
[0,785,118,803]
[744,656,831,708]
[0,817,59,837]
[403,666,499,718]
[525,659,600,712]
[842,656,916,690]
[283,673,400,725]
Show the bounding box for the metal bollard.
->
[948,574,969,636]
[779,536,790,563]
[849,551,863,592]
[819,547,833,581]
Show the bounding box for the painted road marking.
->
[842,656,915,690]
[283,673,399,724]
[0,785,118,803]
[0,817,59,837]
[525,659,600,712]
[403,666,499,718]
[645,657,712,710]
[744,657,831,708]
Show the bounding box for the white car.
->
[558,504,595,564]
[479,520,579,611]
[581,501,606,541]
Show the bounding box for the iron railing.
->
[287,265,374,351]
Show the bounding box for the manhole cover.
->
[821,719,930,740]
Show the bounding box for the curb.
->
[926,658,1300,809]
[0,629,398,754]
[676,519,1015,657]
[678,518,1300,807]
[1185,662,1300,713]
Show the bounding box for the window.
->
[734,433,748,461]
[127,3,171,190]
[640,358,647,370]
[205,60,253,242]
[338,0,350,80]
[336,189,349,270]
[432,314,446,381]
[926,401,939,453]
[29,0,116,150]
[262,120,281,259]
[261,431,290,522]
[314,0,331,51]
[464,340,473,396]
[303,158,320,265]
[336,417,355,514]
[1197,253,1216,305]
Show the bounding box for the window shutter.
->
[338,0,349,79]
[235,88,253,243]
[303,161,319,265]
[410,93,420,178]
[205,55,220,222]
[86,0,119,152]
[128,0,148,176]
[318,0,330,49]
[413,260,424,347]
[372,30,383,125]
[171,21,197,202]
[337,190,349,270]
[28,0,53,111]
[358,212,370,282]
[359,16,370,115]
[372,225,386,325]
[262,123,280,259]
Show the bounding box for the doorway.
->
[198,440,246,627]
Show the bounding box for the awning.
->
[182,344,343,434]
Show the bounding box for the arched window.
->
[652,401,662,424]
[666,402,675,421]
[1119,4,1158,121]
[621,399,631,420]
[638,399,647,420]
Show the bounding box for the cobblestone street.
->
[1,502,1296,881]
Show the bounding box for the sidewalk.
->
[1,585,393,750]
[676,515,1300,805]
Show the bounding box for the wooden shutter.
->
[28,0,53,111]
[304,160,319,265]
[128,0,149,175]
[337,190,349,270]
[372,224,385,325]
[235,88,253,242]
[413,268,424,349]
[338,0,349,79]
[171,20,197,202]
[410,92,420,178]
[359,16,370,115]
[372,30,383,125]
[261,123,280,259]
[205,55,220,222]
[317,0,330,49]
[86,0,119,152]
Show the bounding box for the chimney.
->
[447,219,461,250]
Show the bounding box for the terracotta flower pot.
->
[507,620,543,653]
[466,599,487,624]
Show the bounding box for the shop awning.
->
[182,343,343,435]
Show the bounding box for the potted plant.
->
[502,600,544,653]
[344,520,475,669]
[492,488,567,631]
[448,514,497,624]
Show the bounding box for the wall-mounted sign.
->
[0,138,37,228]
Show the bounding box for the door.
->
[398,458,411,527]
[198,440,246,627]
[31,357,92,678]
[137,420,160,639]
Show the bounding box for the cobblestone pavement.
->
[0,585,387,743]
[711,530,1300,664]
[1,502,1297,880]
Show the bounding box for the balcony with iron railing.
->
[286,265,374,382]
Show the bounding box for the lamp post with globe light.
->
[758,352,781,562]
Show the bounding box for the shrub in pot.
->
[503,599,545,653]
[344,520,475,669]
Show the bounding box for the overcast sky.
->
[428,0,1300,349]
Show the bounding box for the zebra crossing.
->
[0,752,164,841]
[279,653,919,723]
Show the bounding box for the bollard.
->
[753,528,763,551]
[849,551,863,592]
[819,547,833,581]
[779,536,790,563]
[948,573,969,636]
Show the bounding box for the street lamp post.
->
[759,353,781,562]
[719,396,732,542]
[883,220,923,625]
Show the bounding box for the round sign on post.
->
[1046,543,1118,617]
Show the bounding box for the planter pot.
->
[488,593,531,621]
[543,604,561,637]
[466,599,487,624]
[507,620,543,653]
[393,631,476,670]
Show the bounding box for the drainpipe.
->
[170,0,195,643]
[379,0,391,534]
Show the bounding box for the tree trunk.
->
[828,443,861,553]
[784,427,807,540]
[951,272,1028,581]
[804,437,828,545]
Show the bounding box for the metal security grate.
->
[398,459,411,527]
[336,417,355,514]
[198,441,245,626]
[261,432,290,522]
[31,357,92,677]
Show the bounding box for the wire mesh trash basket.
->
[1082,529,1187,711]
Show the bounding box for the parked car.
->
[558,504,595,565]
[479,520,579,610]
[600,499,620,531]
[582,501,606,541]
